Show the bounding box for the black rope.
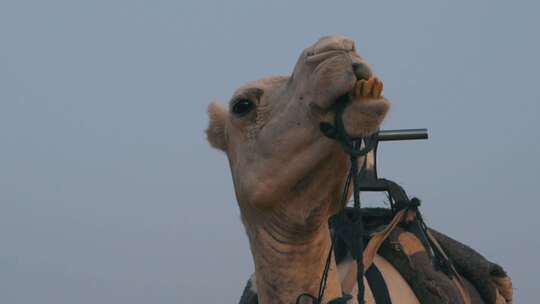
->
[320,95,378,158]
[317,237,335,302]
[342,168,353,207]
[328,97,374,304]
[296,293,318,304]
[296,94,377,304]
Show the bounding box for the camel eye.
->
[232,99,255,117]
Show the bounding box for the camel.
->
[206,35,512,304]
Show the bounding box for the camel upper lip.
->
[306,49,349,64]
[306,50,371,81]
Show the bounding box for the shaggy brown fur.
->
[429,229,513,303]
[378,226,483,304]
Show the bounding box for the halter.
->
[296,94,429,304]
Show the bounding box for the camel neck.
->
[247,218,342,304]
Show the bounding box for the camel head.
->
[206,35,390,303]
[207,35,388,218]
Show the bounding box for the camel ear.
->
[206,102,229,151]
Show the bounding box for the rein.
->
[296,95,376,304]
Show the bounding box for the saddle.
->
[335,207,513,304]
[238,211,513,303]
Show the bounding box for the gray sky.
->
[1,0,538,303]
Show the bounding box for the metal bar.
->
[377,128,428,141]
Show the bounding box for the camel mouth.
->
[301,43,388,135]
[327,76,390,138]
[334,75,386,112]
[311,70,388,116]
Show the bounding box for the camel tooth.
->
[359,79,367,97]
[362,77,374,97]
[360,80,367,97]
[373,77,383,98]
[354,80,362,97]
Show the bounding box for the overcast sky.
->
[1,0,539,303]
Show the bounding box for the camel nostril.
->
[352,62,372,80]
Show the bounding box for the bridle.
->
[296,94,433,304]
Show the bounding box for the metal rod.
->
[377,128,428,141]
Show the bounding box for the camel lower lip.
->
[331,94,388,118]
[353,102,388,118]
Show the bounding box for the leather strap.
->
[342,209,407,294]
[365,264,392,304]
